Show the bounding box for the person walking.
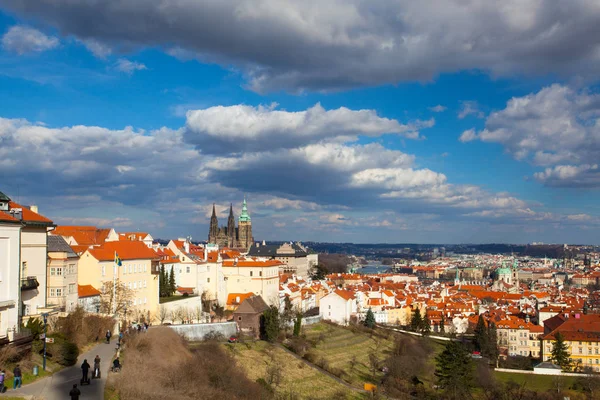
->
[93,355,101,379]
[12,365,22,389]
[106,329,111,344]
[81,359,90,383]
[0,369,6,393]
[69,384,81,400]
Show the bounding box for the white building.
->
[320,289,357,325]
[0,192,22,341]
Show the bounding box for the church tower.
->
[208,203,219,243]
[237,197,253,250]
[227,203,236,248]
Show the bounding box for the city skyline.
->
[1,2,600,244]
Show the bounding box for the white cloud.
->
[185,103,432,154]
[458,101,484,119]
[459,128,478,143]
[5,1,600,91]
[2,25,59,54]
[464,84,600,187]
[80,38,112,58]
[429,105,447,113]
[115,58,147,74]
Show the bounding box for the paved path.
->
[8,340,117,400]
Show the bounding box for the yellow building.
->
[541,314,600,371]
[78,240,160,319]
[47,235,79,312]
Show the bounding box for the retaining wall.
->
[165,321,237,341]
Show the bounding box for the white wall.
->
[0,223,21,337]
[20,227,48,315]
[320,293,355,325]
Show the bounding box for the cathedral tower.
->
[237,197,253,250]
[208,203,218,243]
[227,203,236,248]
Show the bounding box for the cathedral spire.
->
[211,203,216,217]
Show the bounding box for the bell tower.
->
[208,203,219,243]
[237,197,253,250]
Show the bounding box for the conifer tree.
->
[410,309,422,332]
[474,315,488,353]
[551,332,572,371]
[435,340,473,399]
[169,267,176,296]
[159,265,166,297]
[421,312,431,336]
[487,322,499,361]
[262,306,280,342]
[440,314,446,333]
[365,308,376,329]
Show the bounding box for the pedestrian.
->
[12,365,22,389]
[0,369,6,393]
[106,329,111,344]
[69,383,81,400]
[93,354,101,378]
[119,331,123,341]
[81,359,90,382]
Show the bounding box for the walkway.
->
[8,339,117,400]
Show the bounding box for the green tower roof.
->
[238,197,251,222]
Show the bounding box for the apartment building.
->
[78,240,160,317]
[222,258,281,306]
[497,316,544,357]
[0,193,21,341]
[541,314,600,371]
[47,235,79,312]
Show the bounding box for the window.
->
[134,282,137,289]
[238,317,242,321]
[134,265,137,273]
[207,278,210,283]
[144,297,147,304]
[139,280,142,289]
[580,347,583,354]
[186,266,190,273]
[260,271,263,277]
[102,265,106,277]
[144,264,147,272]
[69,283,76,294]
[144,280,147,288]
[68,264,76,274]
[250,271,253,277]
[129,265,132,274]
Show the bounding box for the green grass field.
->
[225,340,365,399]
[493,370,578,392]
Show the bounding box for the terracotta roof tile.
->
[78,284,101,298]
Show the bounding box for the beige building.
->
[78,240,160,319]
[247,241,318,278]
[222,258,280,306]
[497,316,544,357]
[47,236,79,312]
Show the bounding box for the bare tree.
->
[98,280,134,318]
[349,355,358,372]
[369,352,380,380]
[171,306,186,324]
[195,305,203,323]
[157,305,170,324]
[266,362,283,386]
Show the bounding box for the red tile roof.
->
[53,226,111,246]
[78,284,101,298]
[5,202,53,224]
[87,240,159,261]
[334,289,356,301]
[227,292,254,306]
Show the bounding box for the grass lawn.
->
[493,370,578,392]
[159,295,197,304]
[224,340,365,399]
[3,352,62,389]
[302,323,396,388]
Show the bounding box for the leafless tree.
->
[98,280,134,318]
[157,305,170,324]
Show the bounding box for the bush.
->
[55,307,115,348]
[203,331,224,342]
[48,334,79,366]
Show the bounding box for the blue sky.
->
[1,1,600,244]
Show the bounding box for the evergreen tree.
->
[435,340,473,399]
[159,265,166,297]
[474,315,488,353]
[421,312,431,336]
[487,322,499,361]
[365,308,376,329]
[440,314,446,334]
[551,332,572,371]
[410,309,422,332]
[293,312,303,337]
[262,306,280,342]
[169,267,176,296]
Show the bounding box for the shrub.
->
[203,331,224,342]
[48,334,79,366]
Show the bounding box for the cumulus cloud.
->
[115,58,147,74]
[459,128,478,143]
[463,84,600,187]
[458,101,484,119]
[2,25,59,54]
[429,105,447,113]
[80,38,112,58]
[3,1,600,92]
[185,103,432,154]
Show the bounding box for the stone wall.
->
[165,321,237,341]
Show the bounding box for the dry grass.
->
[226,340,365,399]
[113,327,268,400]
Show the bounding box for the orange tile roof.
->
[0,211,19,223]
[119,232,150,241]
[53,225,110,246]
[87,240,159,261]
[6,202,53,224]
[222,259,283,268]
[226,292,254,306]
[334,289,356,301]
[543,314,600,342]
[78,284,101,298]
[367,298,386,306]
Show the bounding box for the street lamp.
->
[41,313,49,371]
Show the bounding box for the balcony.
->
[21,276,40,291]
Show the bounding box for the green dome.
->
[238,198,251,222]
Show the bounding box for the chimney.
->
[184,241,190,253]
[236,296,240,303]
[30,205,38,214]
[262,240,266,246]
